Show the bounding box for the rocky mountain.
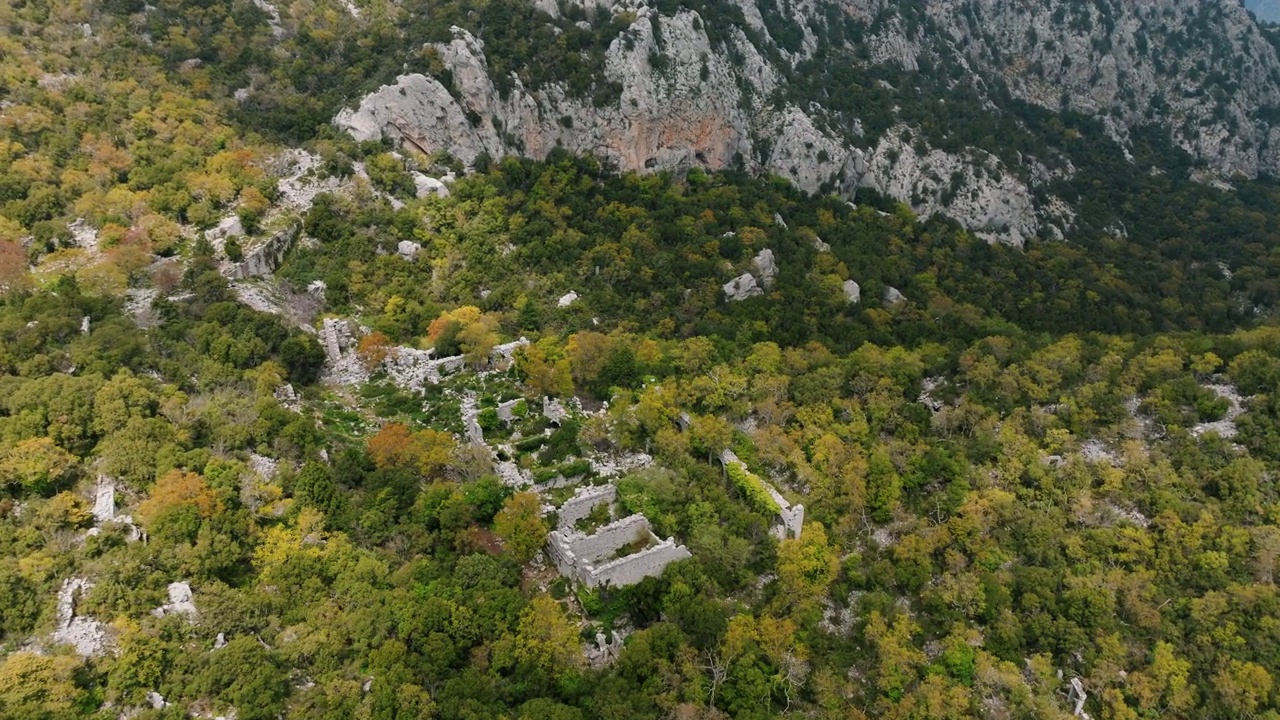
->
[334,0,1280,245]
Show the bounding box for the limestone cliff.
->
[336,0,1280,244]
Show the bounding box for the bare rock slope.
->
[337,0,1280,244]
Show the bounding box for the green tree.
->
[775,522,839,615]
[512,595,582,677]
[494,492,549,563]
[0,437,76,493]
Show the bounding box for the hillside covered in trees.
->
[3,1,1280,720]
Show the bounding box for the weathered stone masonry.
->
[547,515,691,589]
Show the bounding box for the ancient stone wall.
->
[719,450,804,540]
[566,515,652,563]
[227,223,300,279]
[557,485,616,530]
[586,539,691,588]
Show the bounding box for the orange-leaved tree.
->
[367,423,456,479]
[136,470,223,542]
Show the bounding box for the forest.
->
[3,0,1280,719]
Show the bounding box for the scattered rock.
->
[1192,383,1247,439]
[883,286,907,305]
[68,218,99,250]
[248,453,279,480]
[251,0,284,38]
[397,240,422,261]
[152,581,198,619]
[557,291,579,308]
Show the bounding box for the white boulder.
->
[723,273,762,302]
[843,280,861,304]
[411,172,451,199]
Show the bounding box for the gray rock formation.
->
[411,172,451,199]
[842,280,861,304]
[752,249,778,288]
[919,0,1280,179]
[397,240,422,261]
[334,0,1280,243]
[151,581,198,619]
[92,476,115,524]
[723,273,762,302]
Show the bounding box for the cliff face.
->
[336,0,1280,244]
[917,0,1280,178]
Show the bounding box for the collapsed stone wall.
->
[226,223,300,279]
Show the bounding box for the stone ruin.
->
[86,475,142,542]
[51,578,108,657]
[319,315,529,392]
[554,484,617,530]
[547,514,691,589]
[538,447,690,590]
[224,223,301,280]
[384,347,466,391]
[491,338,529,366]
[543,397,570,426]
[320,317,358,364]
[1066,677,1091,719]
[496,398,525,424]
[719,450,804,540]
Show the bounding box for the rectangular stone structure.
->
[547,514,690,589]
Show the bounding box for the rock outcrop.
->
[335,0,1280,243]
[723,273,762,302]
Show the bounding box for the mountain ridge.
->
[336,0,1280,244]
